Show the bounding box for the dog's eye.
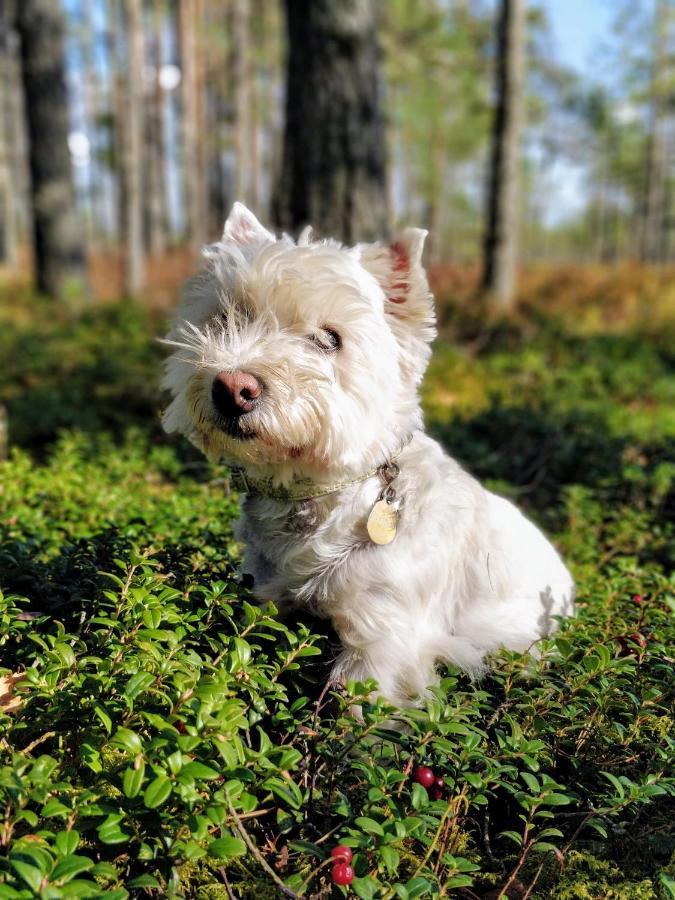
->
[308,327,341,353]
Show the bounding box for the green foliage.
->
[0,285,674,897]
[0,293,165,451]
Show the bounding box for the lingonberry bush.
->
[0,276,674,898]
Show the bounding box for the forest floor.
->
[0,266,673,898]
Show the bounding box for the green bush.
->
[0,288,673,898]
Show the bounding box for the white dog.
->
[163,203,574,705]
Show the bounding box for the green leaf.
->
[208,835,247,859]
[42,798,70,818]
[379,845,400,874]
[97,814,131,845]
[9,860,42,892]
[521,772,539,793]
[445,875,474,889]
[179,761,221,780]
[499,830,523,846]
[54,830,80,856]
[352,875,379,900]
[531,842,563,855]
[411,782,429,810]
[143,775,172,809]
[124,671,155,700]
[110,727,143,755]
[602,771,625,799]
[406,876,434,897]
[122,761,146,798]
[51,855,95,883]
[264,776,303,809]
[354,816,384,837]
[93,705,112,734]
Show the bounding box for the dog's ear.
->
[358,228,435,345]
[222,202,274,245]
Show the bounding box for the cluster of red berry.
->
[330,845,354,886]
[328,764,446,888]
[413,765,445,800]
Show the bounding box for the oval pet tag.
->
[367,498,399,545]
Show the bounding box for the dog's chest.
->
[239,492,370,605]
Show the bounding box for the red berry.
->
[330,845,353,865]
[429,775,445,800]
[628,631,647,648]
[632,594,644,604]
[332,863,355,885]
[413,765,435,788]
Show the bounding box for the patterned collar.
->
[229,433,415,502]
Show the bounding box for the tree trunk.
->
[202,2,228,237]
[0,1,18,265]
[179,0,206,254]
[481,0,526,314]
[144,0,170,256]
[122,0,145,294]
[230,0,252,206]
[639,0,669,264]
[275,0,388,243]
[14,0,86,297]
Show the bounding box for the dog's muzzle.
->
[212,370,261,439]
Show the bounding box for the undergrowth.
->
[0,274,674,898]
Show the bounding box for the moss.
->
[536,851,658,900]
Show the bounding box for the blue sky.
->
[538,0,616,76]
[532,1,620,224]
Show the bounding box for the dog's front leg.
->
[328,628,429,708]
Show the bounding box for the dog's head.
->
[162,203,436,478]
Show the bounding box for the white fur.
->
[163,202,574,705]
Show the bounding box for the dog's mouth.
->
[215,416,257,441]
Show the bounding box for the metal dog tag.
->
[367,498,399,545]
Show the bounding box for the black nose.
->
[212,371,262,418]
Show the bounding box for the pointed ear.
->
[358,228,435,344]
[387,228,428,303]
[223,202,274,245]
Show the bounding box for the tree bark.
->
[481,0,526,314]
[122,0,144,294]
[14,0,85,297]
[0,1,18,265]
[275,0,388,243]
[179,0,206,253]
[639,0,669,264]
[230,0,252,206]
[144,0,170,256]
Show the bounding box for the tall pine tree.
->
[14,0,85,297]
[275,0,388,243]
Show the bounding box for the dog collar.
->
[229,433,415,502]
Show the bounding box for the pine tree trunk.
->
[275,0,388,243]
[144,0,169,256]
[481,0,526,314]
[14,0,85,297]
[640,0,668,264]
[0,2,17,265]
[179,0,206,253]
[204,1,231,236]
[122,0,144,294]
[230,0,251,205]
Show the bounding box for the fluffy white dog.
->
[163,202,574,705]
